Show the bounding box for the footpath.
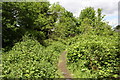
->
[58,51,73,79]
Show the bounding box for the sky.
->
[48,0,119,27]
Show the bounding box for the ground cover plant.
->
[1,1,120,79]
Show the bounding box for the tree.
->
[95,8,105,27]
[48,3,77,38]
[114,25,120,32]
[79,7,96,27]
[97,8,102,22]
[2,2,50,50]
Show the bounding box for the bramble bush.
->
[66,34,119,78]
[2,35,66,79]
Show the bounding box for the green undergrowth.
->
[2,2,120,79]
[66,33,119,78]
[2,35,66,79]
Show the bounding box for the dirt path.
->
[58,51,73,79]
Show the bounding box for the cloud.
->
[104,10,118,27]
[48,0,119,27]
[106,18,118,27]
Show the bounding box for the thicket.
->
[2,35,66,79]
[66,33,119,78]
[2,1,119,79]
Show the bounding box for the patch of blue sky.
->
[104,16,118,20]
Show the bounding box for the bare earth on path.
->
[58,51,73,79]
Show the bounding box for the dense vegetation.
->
[66,33,119,78]
[2,1,120,79]
[2,35,66,78]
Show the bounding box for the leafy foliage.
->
[2,35,66,79]
[66,34,119,78]
[2,2,50,50]
[79,7,96,27]
[2,1,119,79]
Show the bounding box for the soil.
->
[58,51,73,79]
